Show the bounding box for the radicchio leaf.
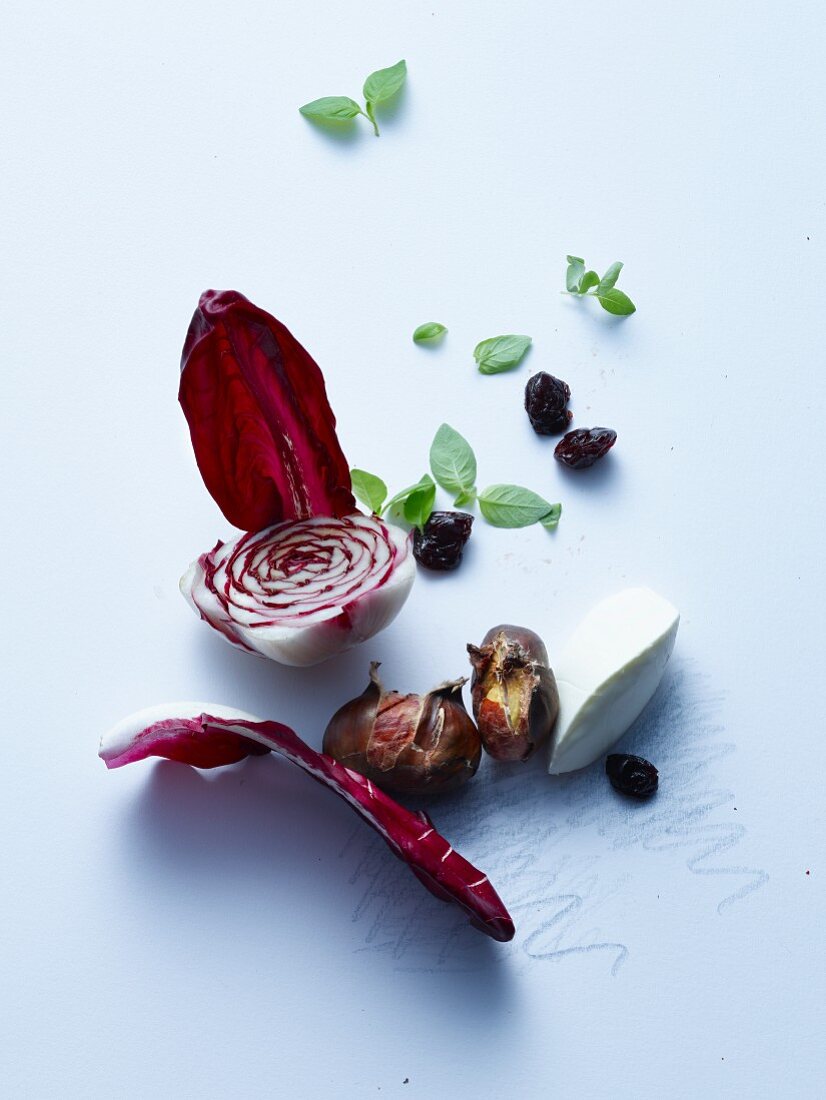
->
[101,704,515,943]
[180,290,356,531]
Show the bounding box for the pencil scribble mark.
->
[524,937,630,977]
[645,823,770,913]
[606,674,770,913]
[338,663,768,972]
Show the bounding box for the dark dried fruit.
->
[413,511,473,571]
[605,754,658,798]
[524,372,573,435]
[554,427,617,469]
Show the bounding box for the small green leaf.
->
[578,270,600,293]
[413,322,448,344]
[597,261,623,293]
[363,60,407,105]
[595,288,636,316]
[540,503,562,530]
[478,484,558,528]
[474,334,532,375]
[566,256,585,292]
[350,468,387,514]
[429,423,477,499]
[453,487,477,508]
[403,481,436,529]
[299,96,364,124]
[383,474,434,518]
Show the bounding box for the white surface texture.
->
[1,2,824,1097]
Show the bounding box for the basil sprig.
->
[300,60,407,137]
[564,256,636,316]
[473,334,532,375]
[351,420,561,535]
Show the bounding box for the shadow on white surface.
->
[560,294,639,333]
[119,751,518,1012]
[186,626,401,740]
[370,85,409,132]
[553,450,623,493]
[299,117,364,147]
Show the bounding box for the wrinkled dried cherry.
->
[605,754,658,798]
[554,427,617,468]
[524,372,573,435]
[413,511,473,571]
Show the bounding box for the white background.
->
[2,2,824,1096]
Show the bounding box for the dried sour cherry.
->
[605,753,658,798]
[524,372,573,435]
[413,511,473,571]
[554,427,617,469]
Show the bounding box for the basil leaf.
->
[383,474,434,517]
[566,256,585,293]
[350,468,387,514]
[478,484,559,528]
[299,96,363,124]
[540,503,562,530]
[403,481,436,530]
[597,261,623,293]
[363,60,407,105]
[595,288,636,316]
[578,270,600,293]
[429,423,477,499]
[474,334,532,375]
[413,322,447,344]
[453,487,477,508]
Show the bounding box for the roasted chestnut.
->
[467,625,559,761]
[323,663,481,795]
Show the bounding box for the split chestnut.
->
[468,625,559,762]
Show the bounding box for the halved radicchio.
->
[180,515,415,667]
[178,291,415,665]
[100,704,515,943]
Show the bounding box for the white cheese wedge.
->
[548,588,679,774]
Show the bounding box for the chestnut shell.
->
[323,664,481,795]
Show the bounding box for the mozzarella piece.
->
[548,588,679,774]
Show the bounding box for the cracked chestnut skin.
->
[467,625,559,762]
[322,663,481,795]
